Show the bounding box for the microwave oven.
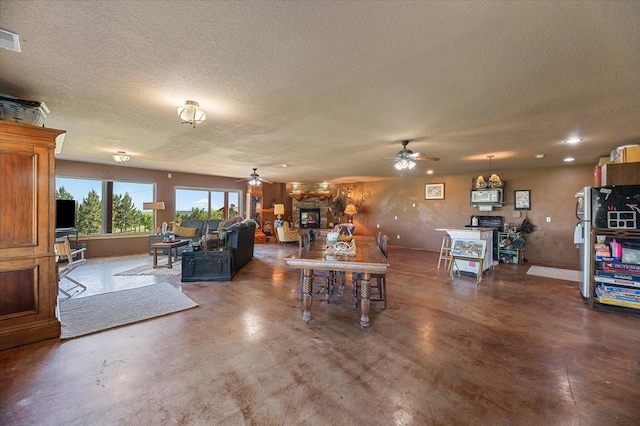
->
[470,188,503,205]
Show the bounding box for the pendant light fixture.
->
[476,155,502,188]
[177,100,207,127]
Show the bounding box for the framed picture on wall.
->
[514,190,531,210]
[425,183,445,200]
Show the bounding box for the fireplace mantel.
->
[289,192,332,201]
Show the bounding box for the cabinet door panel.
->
[0,268,37,318]
[0,151,36,247]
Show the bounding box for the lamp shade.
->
[143,201,165,210]
[344,204,357,215]
[273,204,285,216]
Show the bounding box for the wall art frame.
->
[425,183,445,200]
[514,189,531,210]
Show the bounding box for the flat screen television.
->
[55,199,76,229]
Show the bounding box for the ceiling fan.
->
[391,140,439,170]
[236,168,273,185]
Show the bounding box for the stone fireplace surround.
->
[291,198,330,229]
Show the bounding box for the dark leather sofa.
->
[223,220,257,271]
[178,218,256,273]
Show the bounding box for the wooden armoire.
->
[0,121,65,350]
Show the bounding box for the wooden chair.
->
[55,235,87,298]
[352,234,389,309]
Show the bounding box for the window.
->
[55,177,155,235]
[175,188,242,223]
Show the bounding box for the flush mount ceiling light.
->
[564,157,575,162]
[177,100,207,127]
[112,151,131,163]
[564,137,582,144]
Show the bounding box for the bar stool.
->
[437,234,452,269]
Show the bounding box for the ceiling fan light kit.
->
[395,159,416,170]
[393,139,437,170]
[177,100,206,127]
[237,168,272,186]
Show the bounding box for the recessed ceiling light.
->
[564,157,575,162]
[282,164,289,168]
[426,170,434,175]
[535,154,545,159]
[564,137,582,144]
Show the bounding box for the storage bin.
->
[622,247,640,265]
[0,94,48,126]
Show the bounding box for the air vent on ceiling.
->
[0,29,21,53]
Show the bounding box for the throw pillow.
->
[173,224,197,238]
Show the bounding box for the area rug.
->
[114,262,181,276]
[59,282,197,339]
[526,265,580,282]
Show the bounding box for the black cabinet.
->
[181,248,234,282]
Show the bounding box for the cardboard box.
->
[598,156,611,166]
[612,145,640,164]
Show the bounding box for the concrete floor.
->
[2,243,640,425]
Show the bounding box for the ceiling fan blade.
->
[259,177,273,184]
[415,156,440,161]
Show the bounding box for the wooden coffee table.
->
[151,239,189,268]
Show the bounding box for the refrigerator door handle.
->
[574,223,584,245]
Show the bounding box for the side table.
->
[151,239,189,268]
[148,234,164,255]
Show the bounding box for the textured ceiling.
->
[1,1,639,183]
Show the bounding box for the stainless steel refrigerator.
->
[576,185,640,298]
[575,187,592,298]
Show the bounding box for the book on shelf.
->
[596,256,620,262]
[595,296,640,310]
[601,262,640,275]
[597,283,640,296]
[594,270,640,287]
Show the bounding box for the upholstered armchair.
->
[275,221,299,243]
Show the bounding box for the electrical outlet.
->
[376,224,380,228]
[396,235,400,239]
[394,215,398,220]
[546,217,551,222]
[412,203,416,208]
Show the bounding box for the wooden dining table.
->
[285,235,389,327]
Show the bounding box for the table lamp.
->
[345,204,357,223]
[273,204,285,227]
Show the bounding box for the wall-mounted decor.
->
[514,190,531,210]
[425,183,445,200]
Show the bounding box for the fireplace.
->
[300,208,321,229]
